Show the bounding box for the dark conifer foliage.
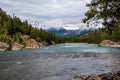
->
[0,8,64,44]
[66,0,120,43]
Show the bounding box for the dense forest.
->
[0,8,64,45]
[66,0,120,44]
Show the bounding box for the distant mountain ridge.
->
[46,27,93,37]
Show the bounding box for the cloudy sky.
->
[0,0,91,30]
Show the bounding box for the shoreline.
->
[74,71,120,80]
[65,42,120,48]
[1,40,120,52]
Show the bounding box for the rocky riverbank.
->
[0,42,9,51]
[74,71,120,80]
[99,40,120,48]
[1,39,120,51]
[79,40,120,48]
[0,41,44,51]
[0,35,47,51]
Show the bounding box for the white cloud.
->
[40,19,63,29]
[0,0,91,29]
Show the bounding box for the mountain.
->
[46,27,93,37]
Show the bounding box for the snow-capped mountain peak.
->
[45,27,93,37]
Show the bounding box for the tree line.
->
[0,8,64,45]
[66,0,120,44]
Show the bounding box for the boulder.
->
[0,42,9,51]
[25,39,43,49]
[21,35,43,49]
[11,42,24,50]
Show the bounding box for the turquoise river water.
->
[0,43,120,80]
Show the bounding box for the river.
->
[0,43,120,80]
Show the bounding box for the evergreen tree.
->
[83,0,120,29]
[0,8,64,45]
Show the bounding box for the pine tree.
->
[83,0,120,29]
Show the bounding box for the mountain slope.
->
[46,27,93,37]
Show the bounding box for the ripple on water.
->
[0,43,120,80]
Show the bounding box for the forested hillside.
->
[1,0,120,46]
[0,8,64,45]
[66,0,120,44]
